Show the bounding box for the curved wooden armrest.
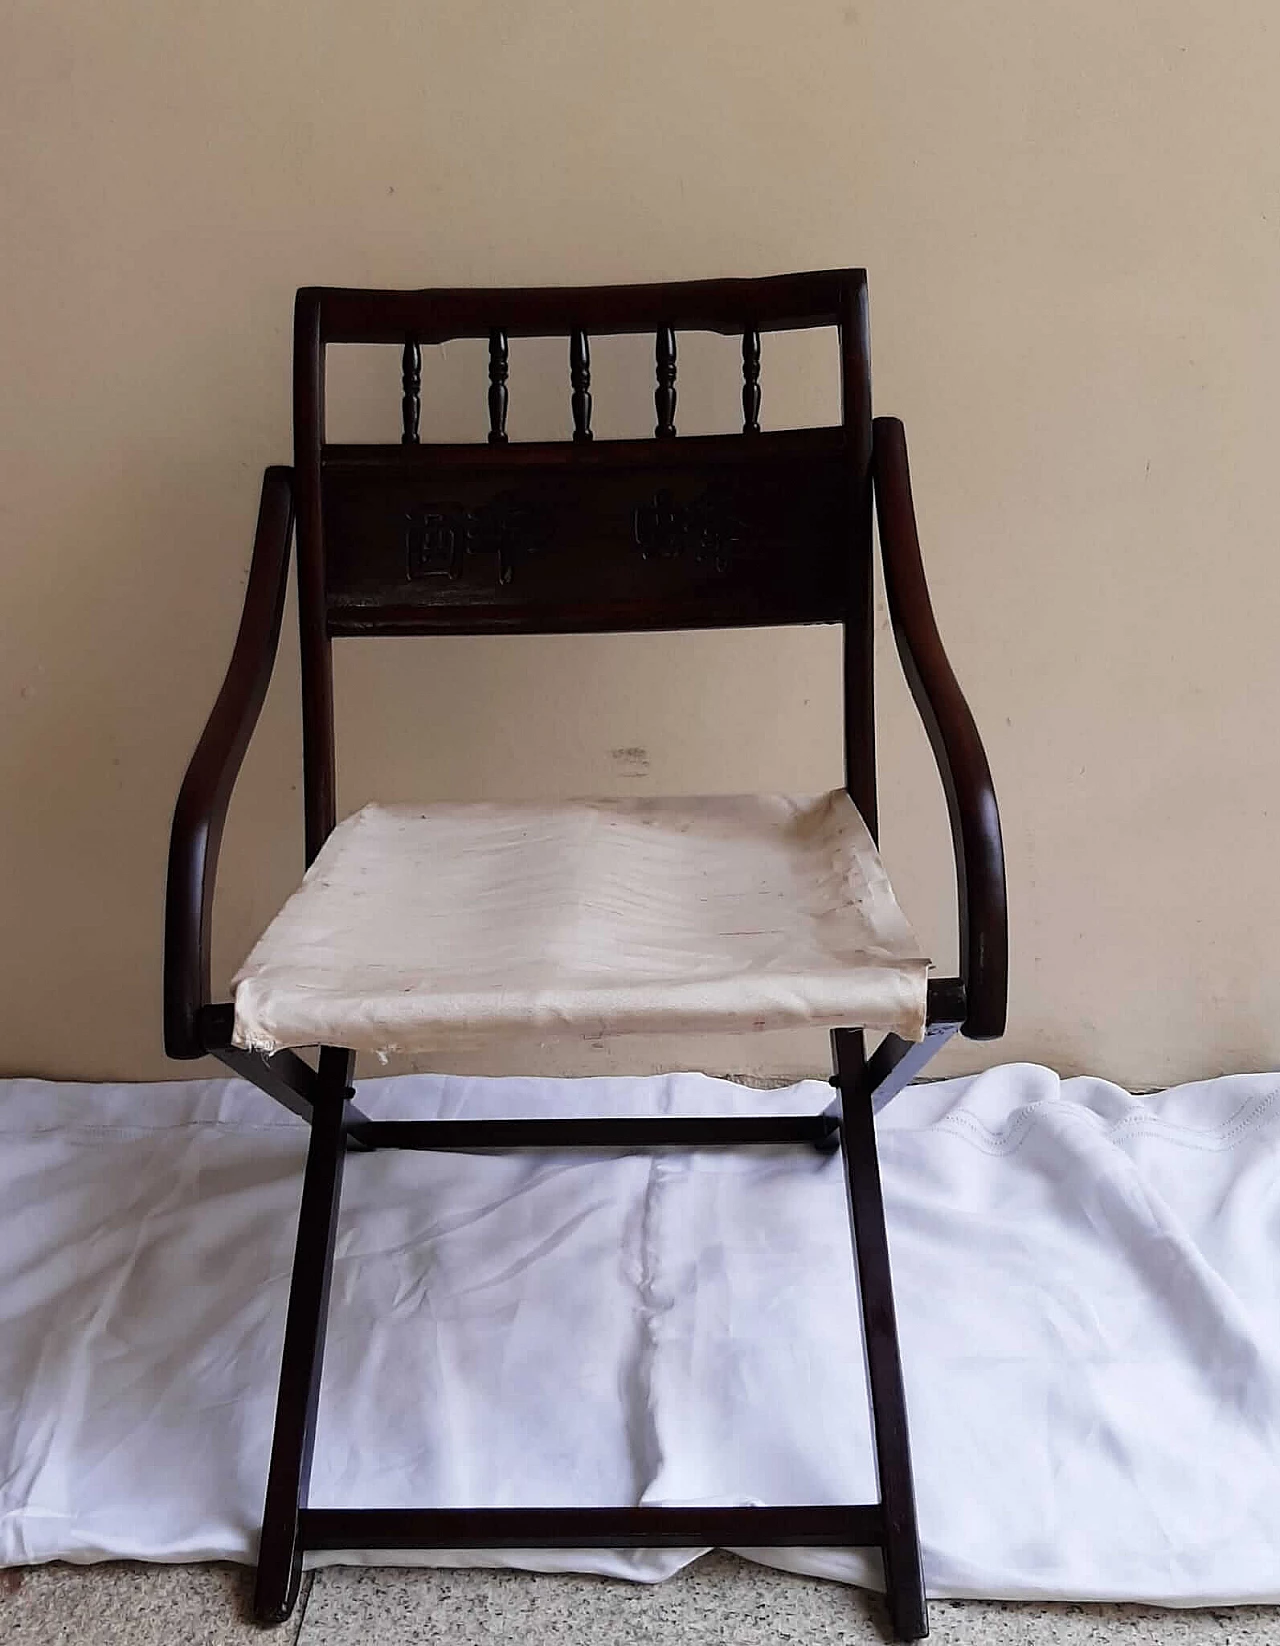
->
[164,468,295,1057]
[873,418,1008,1040]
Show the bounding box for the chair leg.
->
[831,1028,929,1642]
[254,1047,356,1626]
[250,1033,941,1632]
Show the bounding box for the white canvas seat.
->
[231,789,931,1057]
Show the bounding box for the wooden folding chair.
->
[164,271,1006,1640]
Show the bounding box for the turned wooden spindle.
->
[655,326,677,439]
[570,329,593,443]
[742,329,761,435]
[488,330,509,445]
[401,340,421,444]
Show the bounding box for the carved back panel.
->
[292,272,876,855]
[322,429,849,635]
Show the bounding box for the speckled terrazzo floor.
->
[4,1557,1278,1645]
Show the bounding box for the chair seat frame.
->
[164,273,1006,1641]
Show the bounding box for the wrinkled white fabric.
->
[2,1065,1280,1603]
[231,792,929,1057]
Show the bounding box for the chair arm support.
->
[164,468,295,1058]
[872,418,1008,1040]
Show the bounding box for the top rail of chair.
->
[302,270,866,346]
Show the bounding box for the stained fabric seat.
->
[232,790,931,1057]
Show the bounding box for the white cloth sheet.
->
[1,1064,1279,1603]
[231,792,930,1056]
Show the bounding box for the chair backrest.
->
[293,271,876,860]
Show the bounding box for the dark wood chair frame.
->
[164,271,1006,1640]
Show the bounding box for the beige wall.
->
[3,0,1278,1087]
